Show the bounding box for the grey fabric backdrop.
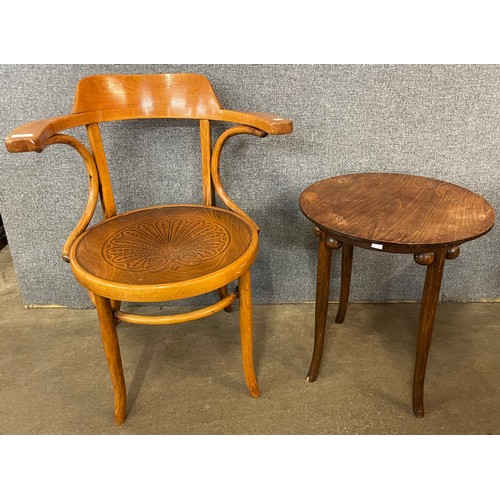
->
[0,64,498,308]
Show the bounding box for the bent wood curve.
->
[114,290,237,325]
[413,250,447,417]
[6,109,292,154]
[42,134,100,261]
[211,125,268,233]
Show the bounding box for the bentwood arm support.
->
[211,125,269,233]
[5,108,292,154]
[208,112,291,229]
[6,127,100,261]
[5,116,101,260]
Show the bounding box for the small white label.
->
[371,243,383,250]
[11,133,34,138]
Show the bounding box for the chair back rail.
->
[72,73,223,116]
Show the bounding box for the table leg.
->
[307,228,341,382]
[412,250,447,417]
[335,243,353,324]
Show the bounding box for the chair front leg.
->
[94,294,127,425]
[238,270,260,398]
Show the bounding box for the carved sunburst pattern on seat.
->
[102,217,231,272]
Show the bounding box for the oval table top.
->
[299,173,495,253]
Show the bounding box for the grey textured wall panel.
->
[0,64,499,308]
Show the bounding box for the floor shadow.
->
[123,333,157,417]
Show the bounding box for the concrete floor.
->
[1,244,499,435]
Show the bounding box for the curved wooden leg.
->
[238,270,260,398]
[412,250,447,417]
[217,285,233,313]
[94,294,127,425]
[335,243,353,324]
[307,229,341,382]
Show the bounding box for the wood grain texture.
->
[412,250,447,417]
[200,119,215,206]
[94,294,126,425]
[5,74,292,154]
[300,173,495,253]
[72,73,293,134]
[301,172,495,417]
[72,73,223,116]
[238,270,260,397]
[306,229,335,383]
[70,205,258,302]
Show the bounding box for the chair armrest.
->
[208,109,293,135]
[5,108,293,153]
[5,112,101,153]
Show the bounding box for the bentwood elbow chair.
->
[5,73,293,424]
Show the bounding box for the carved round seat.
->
[70,205,258,302]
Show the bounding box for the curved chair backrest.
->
[72,73,222,118]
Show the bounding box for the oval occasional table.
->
[299,172,495,417]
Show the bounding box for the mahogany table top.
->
[299,173,495,254]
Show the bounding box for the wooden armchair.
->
[5,73,293,424]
